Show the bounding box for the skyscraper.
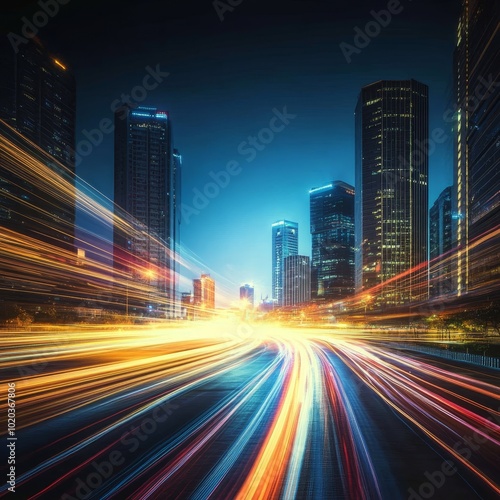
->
[310,181,355,301]
[272,220,298,306]
[454,0,499,298]
[172,149,182,317]
[193,274,215,317]
[283,255,311,306]
[240,284,255,308]
[113,105,178,316]
[14,40,76,171]
[355,80,429,307]
[0,37,76,253]
[430,186,453,297]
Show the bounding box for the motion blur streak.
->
[1,322,499,499]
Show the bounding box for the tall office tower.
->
[172,149,182,317]
[355,80,429,307]
[430,186,453,297]
[240,284,255,308]
[15,40,76,171]
[454,0,499,298]
[310,181,355,301]
[0,37,76,252]
[283,255,311,306]
[272,220,298,306]
[114,106,178,316]
[193,274,215,316]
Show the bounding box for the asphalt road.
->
[1,321,499,499]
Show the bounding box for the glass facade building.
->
[193,274,215,317]
[172,149,182,317]
[0,38,76,253]
[240,284,255,308]
[310,181,355,301]
[355,80,429,307]
[430,186,453,297]
[113,106,178,316]
[283,255,311,306]
[272,220,298,306]
[14,41,76,173]
[454,0,500,298]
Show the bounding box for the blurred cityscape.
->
[0,0,498,333]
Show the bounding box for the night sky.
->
[3,0,461,304]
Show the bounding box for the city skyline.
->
[2,0,461,303]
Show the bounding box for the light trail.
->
[0,120,226,315]
[1,323,499,499]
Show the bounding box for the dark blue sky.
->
[5,0,461,303]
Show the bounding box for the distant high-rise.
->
[240,284,255,308]
[0,37,76,253]
[310,181,355,301]
[113,106,178,316]
[430,186,453,297]
[283,255,311,306]
[181,292,193,320]
[454,0,500,298]
[193,274,215,316]
[272,220,298,306]
[355,80,429,307]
